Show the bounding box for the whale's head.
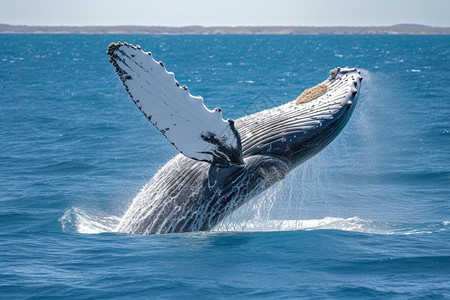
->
[237,67,362,169]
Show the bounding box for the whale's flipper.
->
[107,42,243,167]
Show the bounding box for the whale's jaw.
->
[236,67,362,169]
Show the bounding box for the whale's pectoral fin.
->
[107,42,244,167]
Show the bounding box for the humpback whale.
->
[107,42,362,234]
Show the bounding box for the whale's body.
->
[107,43,362,234]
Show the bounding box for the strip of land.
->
[1,24,448,35]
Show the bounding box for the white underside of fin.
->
[107,43,243,166]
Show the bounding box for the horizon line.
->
[1,23,449,35]
[1,23,449,28]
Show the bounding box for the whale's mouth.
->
[236,66,362,167]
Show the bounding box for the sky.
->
[1,0,449,27]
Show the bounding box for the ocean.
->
[0,34,449,299]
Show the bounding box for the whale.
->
[106,42,362,234]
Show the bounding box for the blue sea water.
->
[0,34,449,299]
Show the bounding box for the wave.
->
[59,208,120,234]
[214,216,449,235]
[60,208,448,236]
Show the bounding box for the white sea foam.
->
[59,208,120,234]
[60,207,448,236]
[214,216,448,235]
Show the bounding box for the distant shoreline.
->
[1,24,449,35]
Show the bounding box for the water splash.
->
[59,206,448,236]
[59,207,120,234]
[215,156,330,231]
[214,216,449,235]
